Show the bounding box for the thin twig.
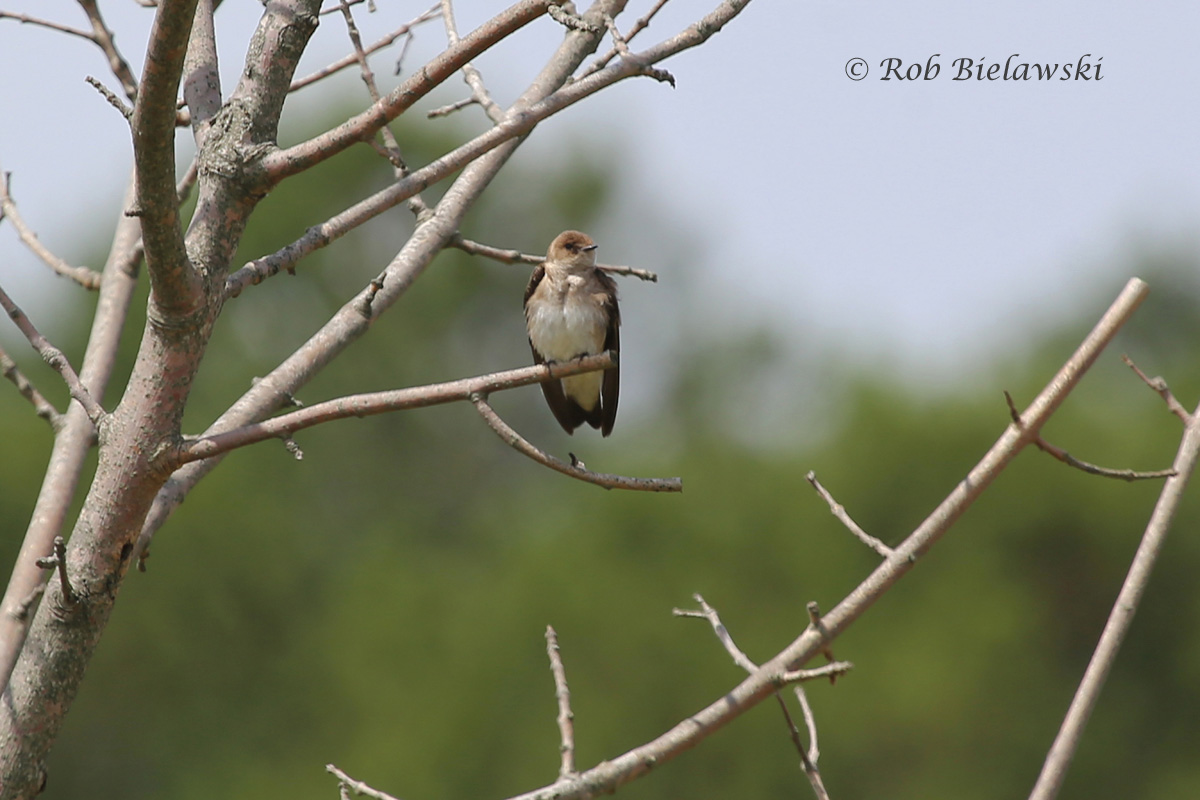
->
[0,283,106,425]
[85,75,134,120]
[579,0,670,79]
[291,10,441,92]
[545,626,576,779]
[1004,391,1176,481]
[0,345,62,429]
[805,472,893,557]
[1123,355,1192,425]
[326,764,403,800]
[674,593,836,799]
[34,537,77,605]
[779,662,854,685]
[0,11,92,39]
[449,234,659,281]
[430,0,503,122]
[470,392,683,492]
[1028,397,1200,800]
[0,170,103,290]
[77,0,140,101]
[672,594,757,672]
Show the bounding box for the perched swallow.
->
[524,230,620,436]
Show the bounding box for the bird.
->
[523,230,620,436]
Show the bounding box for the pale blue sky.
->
[2,1,1198,379]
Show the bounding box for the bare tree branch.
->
[0,345,60,429]
[140,0,654,558]
[77,0,140,101]
[471,392,683,492]
[1004,390,1177,481]
[262,0,555,184]
[85,75,134,120]
[131,0,201,315]
[430,0,504,122]
[579,0,670,78]
[1028,395,1200,800]
[1123,354,1192,425]
[805,471,893,558]
[326,764,403,800]
[0,169,102,290]
[545,625,577,779]
[673,593,839,799]
[0,11,92,39]
[175,353,620,465]
[244,0,734,289]
[0,174,142,698]
[290,6,442,92]
[0,283,106,425]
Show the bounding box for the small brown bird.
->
[523,230,620,436]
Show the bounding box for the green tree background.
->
[1,107,1198,800]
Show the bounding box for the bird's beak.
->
[583,244,598,252]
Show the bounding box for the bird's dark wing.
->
[529,339,588,435]
[598,270,620,437]
[523,264,546,309]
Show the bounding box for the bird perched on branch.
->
[524,230,620,436]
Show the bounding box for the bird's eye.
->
[566,243,577,252]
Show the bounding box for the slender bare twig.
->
[176,353,618,465]
[1028,397,1200,800]
[673,593,839,799]
[805,472,893,558]
[85,75,133,120]
[0,170,103,290]
[793,686,821,764]
[0,284,105,425]
[33,537,76,606]
[326,764,403,800]
[0,12,92,39]
[291,9,441,92]
[0,346,62,429]
[449,235,659,281]
[673,594,757,671]
[77,0,140,101]
[429,0,503,122]
[1004,391,1176,481]
[545,626,576,779]
[1123,355,1192,425]
[579,0,670,78]
[470,392,683,492]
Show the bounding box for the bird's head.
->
[546,230,598,269]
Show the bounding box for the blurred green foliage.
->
[0,107,1198,800]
